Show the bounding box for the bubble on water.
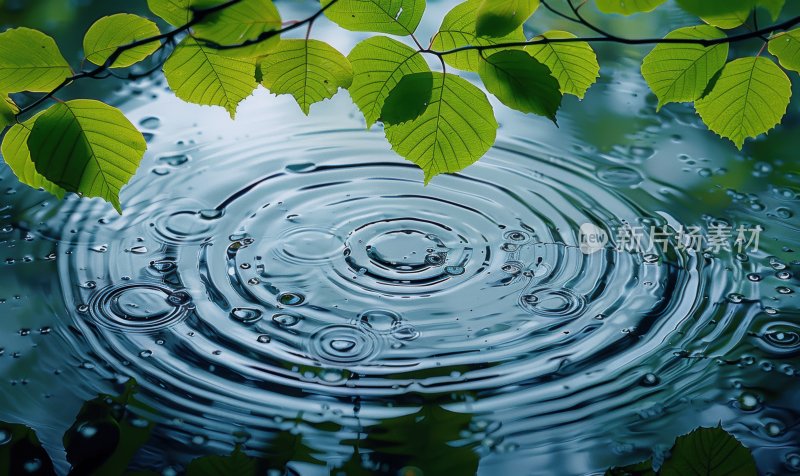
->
[596,166,643,186]
[519,288,586,317]
[776,286,794,295]
[199,209,224,220]
[256,334,271,343]
[88,284,190,331]
[272,313,301,327]
[308,325,379,365]
[776,271,792,280]
[359,309,401,333]
[159,154,189,166]
[230,307,263,324]
[277,292,305,305]
[139,116,161,129]
[747,273,762,282]
[129,246,148,254]
[445,265,465,275]
[738,392,760,411]
[149,260,176,273]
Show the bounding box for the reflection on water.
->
[2,2,800,475]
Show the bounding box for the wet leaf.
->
[641,25,729,109]
[380,71,433,124]
[431,0,525,72]
[769,29,800,73]
[0,421,56,476]
[675,0,755,18]
[348,36,430,128]
[525,31,600,99]
[595,0,666,15]
[260,39,353,115]
[0,27,72,93]
[1,94,17,130]
[83,14,161,68]
[479,49,561,120]
[322,0,426,36]
[27,100,146,213]
[476,0,539,38]
[192,0,282,58]
[660,426,757,475]
[384,72,497,183]
[186,446,261,476]
[695,57,791,149]
[63,379,155,475]
[1,111,66,198]
[163,36,258,118]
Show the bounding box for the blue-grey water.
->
[1,2,800,475]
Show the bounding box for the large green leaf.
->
[83,14,161,68]
[431,0,525,72]
[260,39,353,115]
[347,36,430,128]
[1,112,65,199]
[660,427,757,475]
[0,27,72,93]
[384,72,498,182]
[695,57,791,149]
[525,31,600,99]
[478,50,561,120]
[163,36,258,118]
[322,0,426,35]
[186,446,261,475]
[595,0,666,15]
[676,0,755,18]
[476,0,539,37]
[193,0,282,57]
[641,25,729,109]
[1,95,17,130]
[27,100,146,212]
[769,29,800,73]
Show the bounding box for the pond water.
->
[1,1,800,475]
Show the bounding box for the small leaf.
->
[322,0,426,36]
[479,49,561,120]
[758,0,784,21]
[660,427,757,476]
[260,39,353,115]
[163,36,258,118]
[1,95,18,130]
[27,100,147,213]
[525,31,600,99]
[676,0,755,18]
[347,36,430,128]
[431,0,525,72]
[380,72,433,124]
[1,111,65,199]
[384,72,498,182]
[641,25,729,109]
[0,421,56,476]
[701,8,750,29]
[186,446,261,476]
[83,14,161,68]
[769,29,800,73]
[192,0,282,57]
[0,27,72,93]
[146,0,221,26]
[695,57,791,149]
[476,0,540,38]
[595,0,666,15]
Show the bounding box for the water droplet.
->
[139,350,153,358]
[256,334,271,343]
[640,373,660,386]
[727,293,745,303]
[747,273,762,282]
[777,286,794,295]
[158,154,189,166]
[272,313,300,327]
[139,116,161,128]
[359,309,401,332]
[230,307,263,324]
[445,265,465,275]
[199,209,223,220]
[129,245,148,254]
[277,292,304,305]
[739,392,759,411]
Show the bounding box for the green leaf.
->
[384,72,498,182]
[146,0,221,26]
[192,0,282,58]
[83,14,161,68]
[0,421,56,476]
[186,446,261,476]
[476,0,540,38]
[63,379,155,475]
[0,27,72,93]
[1,112,66,199]
[380,72,433,124]
[595,0,666,15]
[758,0,784,21]
[605,459,655,476]
[525,31,600,99]
[641,25,729,109]
[163,36,258,118]
[1,95,18,130]
[701,8,750,29]
[695,57,791,149]
[431,0,525,72]
[660,427,757,476]
[676,0,755,18]
[27,100,147,213]
[347,36,430,128]
[769,29,800,73]
[322,0,426,35]
[260,39,353,115]
[478,50,561,120]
